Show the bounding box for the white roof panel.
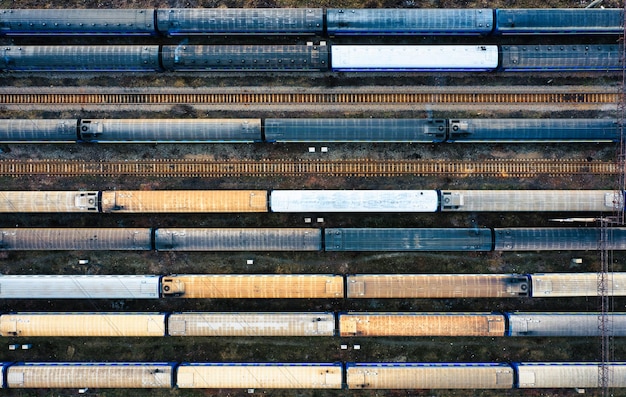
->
[331,45,499,71]
[270,190,438,212]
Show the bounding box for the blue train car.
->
[161,44,329,72]
[448,118,619,142]
[494,228,626,251]
[0,9,155,35]
[264,118,447,142]
[156,8,323,36]
[324,228,493,252]
[495,8,623,35]
[0,119,77,142]
[0,45,160,72]
[500,44,622,72]
[326,9,493,36]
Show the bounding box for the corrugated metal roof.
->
[177,363,342,389]
[0,275,161,299]
[339,313,505,337]
[0,191,99,212]
[270,190,438,212]
[155,228,321,251]
[347,363,514,389]
[516,363,626,388]
[495,228,626,251]
[0,313,165,337]
[507,313,626,337]
[441,190,620,212]
[168,312,334,336]
[7,362,173,388]
[0,228,152,250]
[531,272,626,297]
[346,274,529,298]
[101,190,267,213]
[162,274,343,299]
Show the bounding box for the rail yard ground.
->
[1,0,626,396]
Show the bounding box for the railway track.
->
[0,92,616,105]
[0,159,617,178]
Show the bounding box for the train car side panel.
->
[264,118,447,143]
[331,45,499,71]
[0,275,161,299]
[494,9,623,35]
[346,274,530,298]
[155,228,321,251]
[339,313,505,337]
[500,44,622,71]
[0,228,152,250]
[176,363,343,389]
[0,9,156,35]
[100,191,268,213]
[0,313,166,337]
[346,363,514,389]
[0,45,160,71]
[168,312,335,336]
[161,274,344,299]
[507,313,626,337]
[6,362,174,388]
[0,191,99,212]
[325,228,493,251]
[494,228,626,251]
[515,362,626,388]
[530,272,626,297]
[270,190,439,212]
[0,119,77,142]
[157,8,323,35]
[79,119,262,143]
[326,9,493,35]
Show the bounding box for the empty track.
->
[0,159,616,178]
[0,92,616,105]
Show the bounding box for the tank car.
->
[0,275,161,299]
[339,312,505,337]
[160,274,344,299]
[325,228,493,251]
[161,44,329,72]
[0,228,152,250]
[0,9,155,35]
[494,8,623,35]
[6,362,175,388]
[78,118,262,143]
[507,313,626,337]
[0,191,100,212]
[346,363,514,389]
[155,228,322,251]
[99,190,268,213]
[514,362,626,388]
[156,8,323,36]
[0,119,77,142]
[439,190,622,212]
[264,118,448,142]
[269,190,439,212]
[0,313,166,337]
[530,272,626,297]
[0,45,160,71]
[447,118,619,142]
[330,45,499,72]
[500,44,622,72]
[493,227,626,251]
[326,9,493,36]
[176,363,343,389]
[346,274,530,298]
[168,312,335,336]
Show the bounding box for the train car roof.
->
[494,8,623,34]
[515,362,626,388]
[494,228,626,251]
[0,191,99,213]
[0,119,77,143]
[270,190,439,213]
[531,272,626,297]
[507,312,626,337]
[0,227,152,250]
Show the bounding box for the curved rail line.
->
[0,159,617,178]
[0,92,617,105]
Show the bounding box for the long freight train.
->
[1,43,621,72]
[0,361,624,390]
[0,118,618,143]
[1,311,625,337]
[0,190,622,213]
[0,272,623,299]
[0,8,622,36]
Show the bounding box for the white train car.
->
[531,272,626,297]
[331,45,499,71]
[0,191,99,212]
[514,362,626,388]
[270,190,439,212]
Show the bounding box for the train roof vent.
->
[75,192,98,211]
[441,192,464,209]
[605,192,624,210]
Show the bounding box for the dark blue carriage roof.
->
[495,8,623,34]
